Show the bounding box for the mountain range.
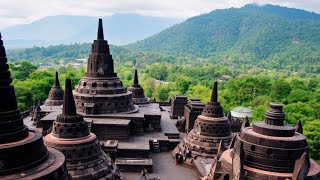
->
[1,14,182,48]
[127,4,320,72]
[5,4,320,73]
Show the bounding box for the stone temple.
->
[205,104,320,180]
[128,69,150,105]
[44,71,64,106]
[0,33,70,180]
[73,19,137,115]
[174,82,233,158]
[44,79,121,179]
[14,17,319,179]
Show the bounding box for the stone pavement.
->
[122,151,198,180]
[160,107,180,135]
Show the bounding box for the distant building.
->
[217,75,232,82]
[230,106,252,119]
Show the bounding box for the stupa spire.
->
[0,33,69,179]
[210,81,218,102]
[295,120,303,134]
[134,69,139,85]
[50,78,90,139]
[201,81,224,118]
[0,32,28,144]
[0,32,12,86]
[54,71,60,87]
[62,79,77,116]
[97,18,104,40]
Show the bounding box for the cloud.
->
[0,0,319,29]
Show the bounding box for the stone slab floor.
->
[122,151,198,180]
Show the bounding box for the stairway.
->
[153,140,160,153]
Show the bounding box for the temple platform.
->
[89,118,131,141]
[118,142,150,158]
[24,103,185,175]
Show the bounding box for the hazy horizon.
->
[1,0,320,29]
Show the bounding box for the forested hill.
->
[128,4,320,72]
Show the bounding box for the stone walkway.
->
[122,151,198,180]
[160,106,180,135]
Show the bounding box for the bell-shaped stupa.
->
[44,71,64,106]
[44,79,121,179]
[174,82,233,158]
[128,69,149,104]
[205,104,320,180]
[73,19,137,115]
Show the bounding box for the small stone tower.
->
[45,79,121,179]
[128,69,149,104]
[44,71,64,106]
[174,81,233,158]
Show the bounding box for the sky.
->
[0,0,320,29]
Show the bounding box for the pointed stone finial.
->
[201,81,224,117]
[97,18,104,40]
[0,32,6,58]
[134,69,139,85]
[0,32,29,143]
[62,79,77,116]
[210,81,218,102]
[0,32,12,86]
[54,71,60,87]
[295,120,303,134]
[241,116,250,130]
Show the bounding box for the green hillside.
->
[128,4,320,73]
[6,43,131,64]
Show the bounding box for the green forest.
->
[128,4,320,74]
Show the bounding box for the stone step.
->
[164,132,180,139]
[118,142,150,158]
[152,140,160,153]
[115,158,153,173]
